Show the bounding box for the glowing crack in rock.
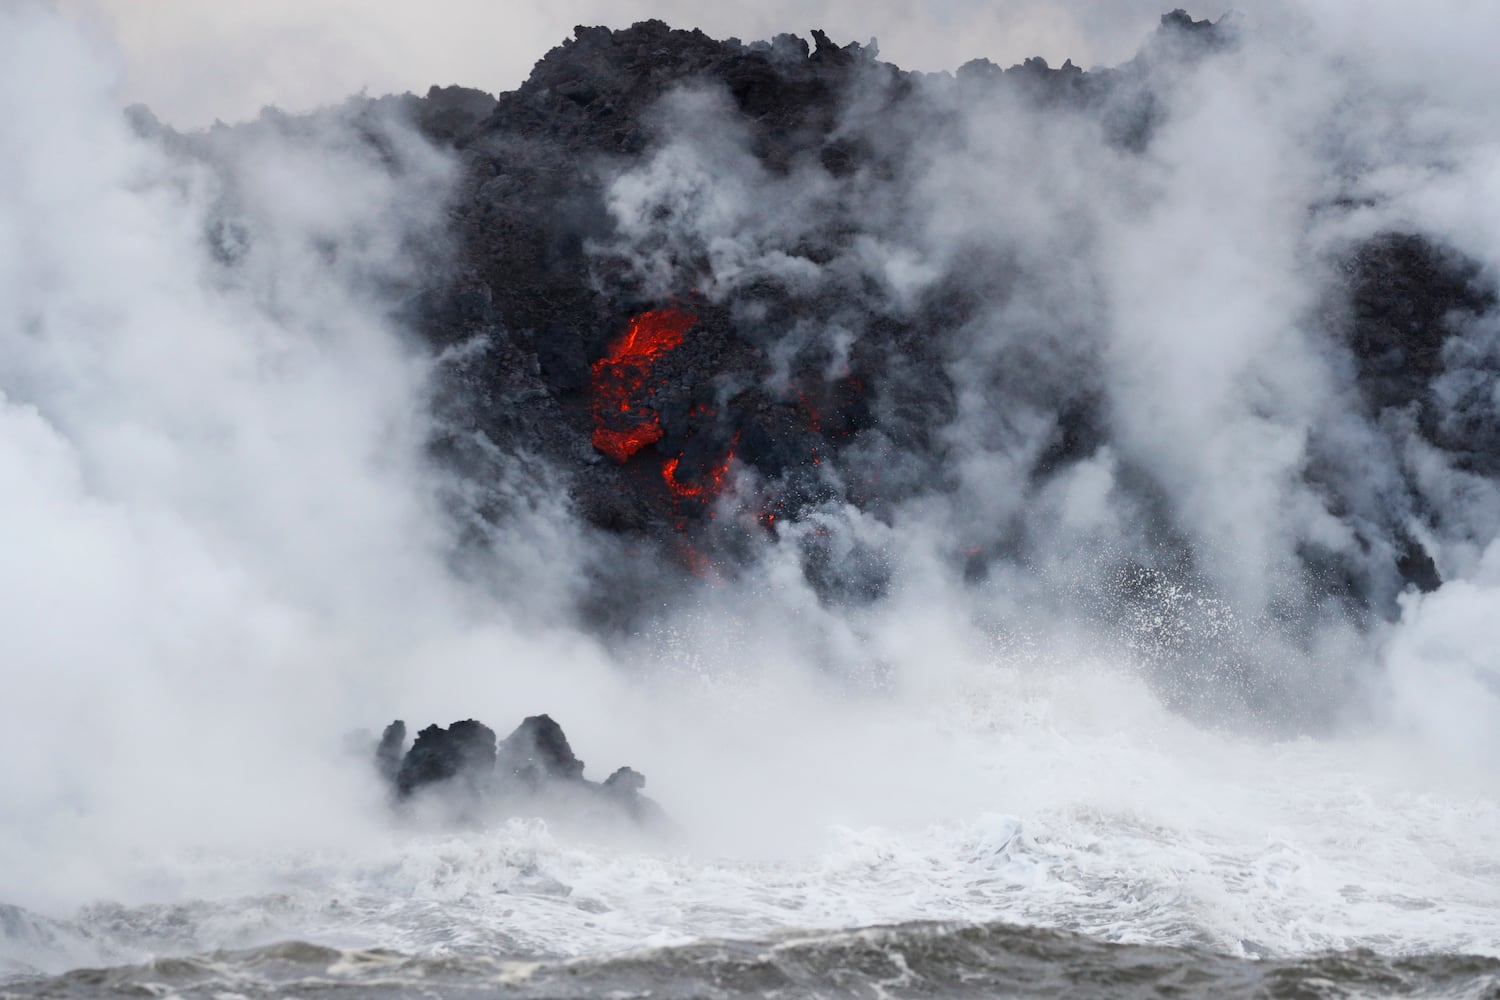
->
[590,307,697,463]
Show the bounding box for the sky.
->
[54,0,1233,127]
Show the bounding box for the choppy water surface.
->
[4,662,1499,999]
[6,925,1500,1000]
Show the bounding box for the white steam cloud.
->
[0,2,624,916]
[56,0,1231,128]
[3,0,1500,979]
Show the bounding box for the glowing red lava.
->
[590,308,696,463]
[602,307,695,366]
[593,424,664,464]
[662,446,735,500]
[589,307,746,529]
[678,542,710,577]
[796,390,823,432]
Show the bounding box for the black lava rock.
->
[395,719,497,798]
[497,714,587,787]
[375,720,407,786]
[379,714,666,831]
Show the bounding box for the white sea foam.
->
[6,656,1495,978]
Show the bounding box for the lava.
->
[601,307,695,366]
[593,424,665,463]
[590,308,697,463]
[662,445,735,500]
[796,390,823,432]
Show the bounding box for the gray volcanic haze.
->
[3,1,1500,996]
[62,1,1204,126]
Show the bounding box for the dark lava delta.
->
[140,11,1500,645]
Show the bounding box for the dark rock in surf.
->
[497,714,587,787]
[604,766,645,792]
[395,719,497,798]
[375,719,406,785]
[603,765,670,826]
[380,714,666,831]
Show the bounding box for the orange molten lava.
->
[590,308,697,463]
[593,424,664,463]
[602,308,694,365]
[663,436,737,501]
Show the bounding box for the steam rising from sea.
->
[3,0,1500,989]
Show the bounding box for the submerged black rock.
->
[376,714,666,829]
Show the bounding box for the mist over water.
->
[3,0,1500,992]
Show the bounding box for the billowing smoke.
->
[53,0,1221,128]
[553,9,1500,735]
[4,0,1500,974]
[0,2,625,916]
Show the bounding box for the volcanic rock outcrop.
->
[383,11,1494,621]
[140,9,1500,712]
[375,715,667,829]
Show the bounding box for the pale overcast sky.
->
[54,1,1229,127]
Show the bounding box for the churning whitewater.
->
[3,1,1500,997]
